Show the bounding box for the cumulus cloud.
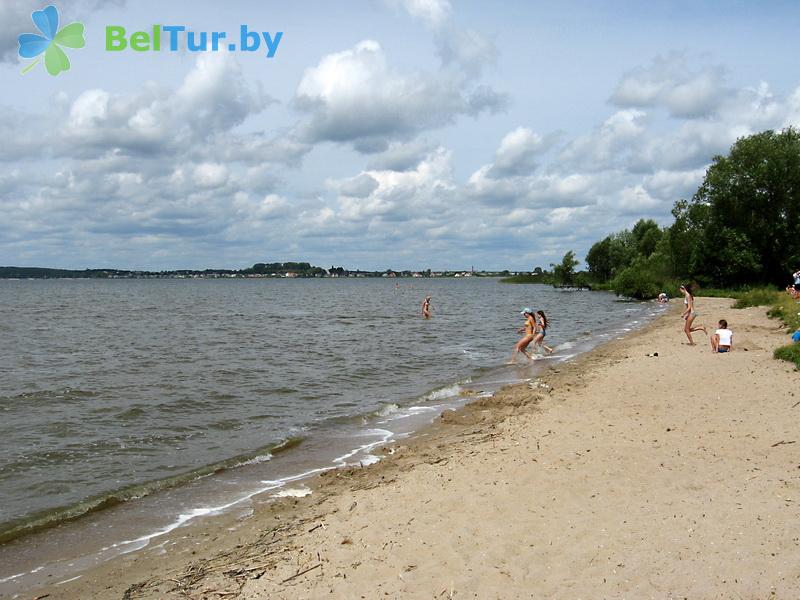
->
[366,140,437,172]
[337,146,455,221]
[395,0,452,28]
[559,109,648,172]
[59,53,271,158]
[294,40,506,152]
[610,53,729,119]
[488,127,555,177]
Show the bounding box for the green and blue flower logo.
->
[18,5,85,76]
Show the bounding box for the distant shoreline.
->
[0,266,514,280]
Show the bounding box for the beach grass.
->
[732,287,782,308]
[760,291,800,368]
[767,292,800,331]
[774,344,800,368]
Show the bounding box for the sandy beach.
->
[29,297,800,599]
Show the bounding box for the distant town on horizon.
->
[0,263,543,280]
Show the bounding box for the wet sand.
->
[28,298,800,599]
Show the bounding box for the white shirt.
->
[716,328,733,346]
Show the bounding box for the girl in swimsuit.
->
[509,309,536,363]
[680,284,706,345]
[421,296,431,319]
[533,310,555,354]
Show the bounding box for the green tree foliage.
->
[676,127,800,286]
[631,219,662,257]
[585,127,800,297]
[552,250,580,286]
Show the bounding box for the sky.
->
[1,0,799,271]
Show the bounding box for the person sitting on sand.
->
[509,308,536,363]
[680,284,707,345]
[532,310,555,354]
[711,319,733,353]
[421,295,431,319]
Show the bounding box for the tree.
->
[678,128,800,285]
[631,219,662,258]
[552,250,580,286]
[586,237,613,281]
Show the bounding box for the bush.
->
[774,344,800,369]
[611,262,663,299]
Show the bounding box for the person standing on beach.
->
[421,295,432,319]
[509,308,536,363]
[680,284,706,345]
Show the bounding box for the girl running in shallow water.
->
[533,310,555,354]
[680,284,706,345]
[509,308,536,363]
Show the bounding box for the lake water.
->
[0,277,663,592]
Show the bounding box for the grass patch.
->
[774,344,800,369]
[767,293,800,331]
[732,288,781,308]
[499,274,554,284]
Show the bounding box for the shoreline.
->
[19,297,800,598]
[0,292,662,596]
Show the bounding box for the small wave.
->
[271,487,312,498]
[424,383,465,402]
[375,403,400,417]
[332,428,393,466]
[233,454,272,467]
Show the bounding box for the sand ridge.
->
[36,298,800,599]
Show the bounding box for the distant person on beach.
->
[680,284,706,345]
[793,269,800,288]
[658,292,669,303]
[509,308,536,363]
[787,285,799,300]
[533,310,555,354]
[711,319,733,353]
[421,295,431,319]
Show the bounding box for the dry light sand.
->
[35,297,800,599]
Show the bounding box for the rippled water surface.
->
[0,278,657,540]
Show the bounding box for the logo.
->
[18,5,85,76]
[104,26,282,58]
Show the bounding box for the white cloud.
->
[60,53,271,157]
[193,163,229,188]
[393,0,452,28]
[490,127,550,177]
[294,40,506,152]
[610,53,729,119]
[559,109,648,172]
[365,140,436,172]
